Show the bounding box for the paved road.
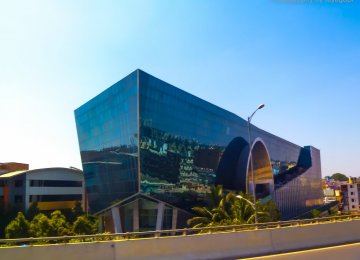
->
[242,242,360,260]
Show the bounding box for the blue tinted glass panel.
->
[76,69,323,219]
[75,71,139,213]
[138,70,323,217]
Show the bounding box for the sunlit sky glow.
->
[1,0,359,177]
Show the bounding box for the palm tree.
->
[187,186,230,228]
[228,192,257,224]
[187,186,241,228]
[187,186,280,228]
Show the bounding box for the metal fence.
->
[1,214,359,247]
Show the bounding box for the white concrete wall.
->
[25,168,83,181]
[24,168,84,210]
[1,220,360,260]
[348,184,359,211]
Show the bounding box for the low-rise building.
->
[0,162,85,211]
[340,177,360,212]
[322,177,345,205]
[323,188,337,203]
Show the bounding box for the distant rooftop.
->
[0,162,29,172]
[0,170,27,179]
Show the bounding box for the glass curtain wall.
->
[137,70,322,216]
[75,69,322,219]
[138,71,247,211]
[75,71,139,213]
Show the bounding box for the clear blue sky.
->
[1,0,359,177]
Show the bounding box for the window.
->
[351,192,354,196]
[352,205,356,209]
[30,180,82,187]
[139,199,158,231]
[352,199,355,202]
[163,207,173,230]
[29,194,82,202]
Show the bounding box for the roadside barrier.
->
[1,214,359,246]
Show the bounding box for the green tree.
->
[73,201,84,217]
[72,215,97,235]
[29,213,55,237]
[26,202,40,220]
[187,186,233,228]
[310,209,321,218]
[49,210,72,236]
[228,192,259,224]
[331,173,348,181]
[5,212,30,238]
[187,204,225,228]
[208,185,225,208]
[224,192,278,224]
[187,186,280,228]
[260,200,281,222]
[62,201,85,223]
[61,208,74,223]
[0,203,20,238]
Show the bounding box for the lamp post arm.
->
[236,195,256,210]
[249,104,264,123]
[248,109,258,123]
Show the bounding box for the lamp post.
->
[247,103,265,224]
[235,194,256,210]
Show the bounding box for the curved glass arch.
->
[247,138,274,199]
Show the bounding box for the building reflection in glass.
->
[75,69,323,228]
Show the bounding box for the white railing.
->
[1,214,359,247]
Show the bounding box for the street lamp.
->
[236,194,255,210]
[247,103,265,224]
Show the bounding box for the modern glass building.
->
[74,69,323,232]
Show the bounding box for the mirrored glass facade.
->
[75,72,139,212]
[75,69,323,219]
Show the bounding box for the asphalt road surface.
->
[241,242,360,260]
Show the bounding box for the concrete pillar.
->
[156,202,165,230]
[111,207,122,233]
[133,199,140,232]
[172,208,178,229]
